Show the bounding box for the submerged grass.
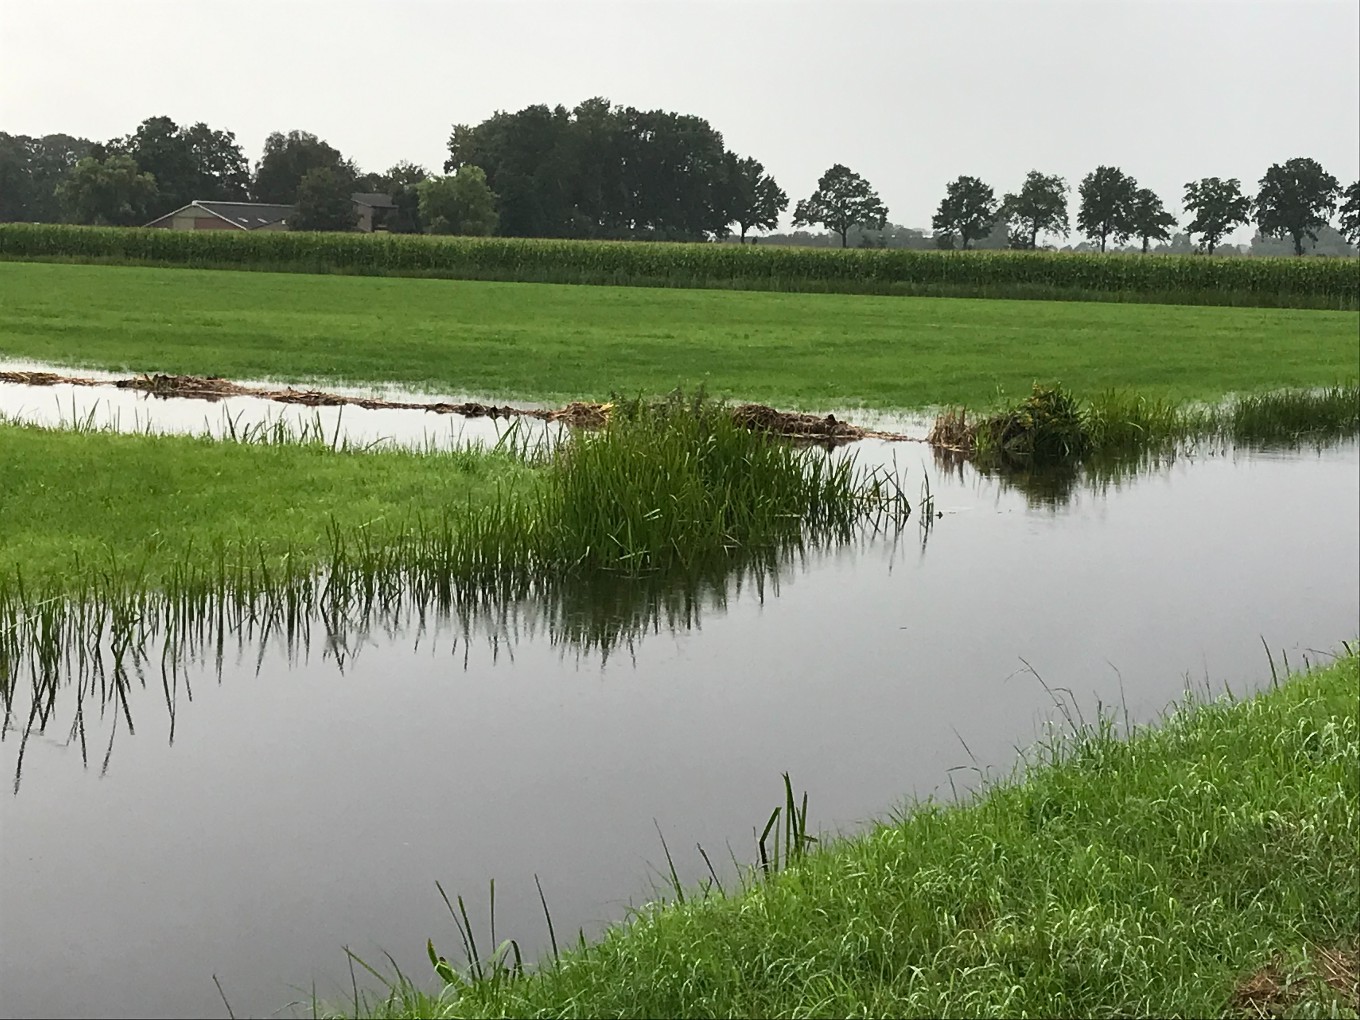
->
[328,649,1360,1020]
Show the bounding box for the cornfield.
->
[2,223,1357,309]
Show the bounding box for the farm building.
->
[144,193,397,232]
[144,201,295,231]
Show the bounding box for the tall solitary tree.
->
[721,154,788,242]
[56,153,158,225]
[792,164,888,248]
[1339,181,1360,246]
[1128,187,1176,253]
[1255,157,1340,255]
[931,175,998,250]
[1077,165,1139,252]
[1182,177,1252,255]
[1000,170,1069,249]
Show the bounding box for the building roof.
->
[144,201,294,229]
[351,192,396,209]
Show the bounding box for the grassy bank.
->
[337,651,1360,1019]
[2,224,1357,309]
[0,400,904,603]
[2,262,1358,411]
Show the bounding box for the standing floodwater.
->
[2,441,1357,1019]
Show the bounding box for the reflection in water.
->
[933,436,1346,508]
[2,437,1357,1020]
[3,537,890,793]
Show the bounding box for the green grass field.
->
[335,652,1360,1019]
[0,422,534,592]
[1,262,1356,411]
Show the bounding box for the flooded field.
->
[2,410,1356,1018]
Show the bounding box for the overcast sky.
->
[2,0,1357,241]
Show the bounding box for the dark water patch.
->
[0,442,1357,1019]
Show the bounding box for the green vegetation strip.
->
[0,400,903,603]
[0,422,534,593]
[2,224,1357,309]
[2,262,1357,410]
[338,652,1360,1019]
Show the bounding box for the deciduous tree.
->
[792,164,888,248]
[1255,157,1340,256]
[55,153,158,225]
[1001,171,1069,249]
[931,175,998,250]
[1129,188,1177,253]
[290,166,358,231]
[114,116,250,217]
[254,130,356,205]
[417,166,498,236]
[1077,165,1138,252]
[1182,177,1252,255]
[721,154,787,242]
[1332,180,1359,246]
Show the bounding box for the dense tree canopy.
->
[1339,182,1360,247]
[0,132,93,221]
[291,166,358,231]
[931,175,998,250]
[792,164,888,248]
[1255,157,1341,255]
[1001,171,1069,249]
[111,116,249,217]
[417,166,498,236]
[444,97,744,240]
[1077,166,1139,252]
[253,130,356,205]
[1182,177,1252,255]
[55,153,158,225]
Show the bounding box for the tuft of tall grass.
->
[937,382,1359,471]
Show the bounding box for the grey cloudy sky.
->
[2,0,1357,241]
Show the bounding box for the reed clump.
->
[931,382,1360,469]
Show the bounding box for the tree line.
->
[2,102,1358,255]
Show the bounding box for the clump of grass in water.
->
[537,393,900,574]
[935,381,1359,470]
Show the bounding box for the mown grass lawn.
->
[2,261,1356,410]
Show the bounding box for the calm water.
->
[1,427,1357,1019]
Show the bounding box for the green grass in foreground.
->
[336,652,1360,1019]
[2,262,1357,410]
[0,421,535,592]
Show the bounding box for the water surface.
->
[1,435,1356,1020]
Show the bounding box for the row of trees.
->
[926,160,1360,256]
[3,104,1359,254]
